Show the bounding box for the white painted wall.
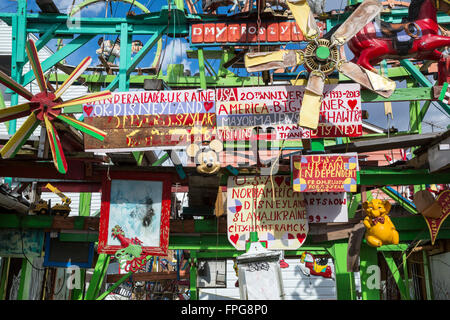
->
[39,191,101,217]
[199,257,338,300]
[430,252,450,300]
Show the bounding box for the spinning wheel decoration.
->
[244,0,396,130]
[0,39,112,174]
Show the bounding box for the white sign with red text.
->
[215,84,362,141]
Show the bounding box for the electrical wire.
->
[20,227,46,272]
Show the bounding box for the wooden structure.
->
[0,0,449,301]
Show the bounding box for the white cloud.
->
[160,38,192,74]
[56,0,106,16]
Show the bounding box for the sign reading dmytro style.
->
[227,175,308,251]
[190,20,326,45]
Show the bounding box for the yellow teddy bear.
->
[363,199,399,247]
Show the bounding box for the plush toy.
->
[186,140,223,175]
[362,199,399,247]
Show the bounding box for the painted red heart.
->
[347,99,357,110]
[230,234,239,244]
[288,233,295,239]
[204,101,214,112]
[296,233,306,242]
[275,176,284,187]
[84,105,93,116]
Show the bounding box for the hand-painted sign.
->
[82,85,362,152]
[423,190,450,245]
[83,90,216,152]
[227,175,308,250]
[216,84,362,141]
[304,192,349,223]
[292,153,359,193]
[190,21,326,45]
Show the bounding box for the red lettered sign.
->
[292,154,359,193]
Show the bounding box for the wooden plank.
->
[347,222,365,272]
[326,132,440,153]
[106,271,189,283]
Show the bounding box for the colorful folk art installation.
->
[111,225,151,272]
[83,85,363,153]
[227,175,308,251]
[291,153,359,193]
[0,39,111,174]
[362,199,400,248]
[299,252,334,279]
[349,0,450,71]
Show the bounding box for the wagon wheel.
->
[0,39,111,174]
[60,0,163,74]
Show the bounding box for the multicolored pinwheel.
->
[0,39,112,174]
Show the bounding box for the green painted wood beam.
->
[359,168,450,186]
[79,192,92,217]
[0,8,190,36]
[169,234,234,250]
[0,258,10,300]
[376,244,409,251]
[118,23,131,92]
[360,87,433,103]
[380,186,418,215]
[8,0,27,135]
[197,48,207,90]
[401,59,450,117]
[84,253,110,300]
[96,272,132,300]
[189,250,198,300]
[51,70,435,102]
[71,269,86,300]
[22,34,95,87]
[107,28,166,91]
[311,138,325,152]
[360,243,380,300]
[328,241,356,300]
[348,191,372,219]
[17,257,32,300]
[382,251,409,300]
[151,152,170,166]
[0,214,91,230]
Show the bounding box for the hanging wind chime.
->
[0,39,112,174]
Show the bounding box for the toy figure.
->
[362,199,399,247]
[348,0,450,71]
[186,140,223,175]
[299,251,334,279]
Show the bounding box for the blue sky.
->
[0,0,448,133]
